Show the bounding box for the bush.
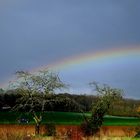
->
[44,123,56,136]
[81,120,91,136]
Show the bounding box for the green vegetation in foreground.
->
[0,112,140,126]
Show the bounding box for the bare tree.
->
[11,70,66,135]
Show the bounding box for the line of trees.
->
[0,90,140,117]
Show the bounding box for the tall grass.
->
[82,137,139,140]
[0,132,26,140]
[0,128,30,140]
[0,126,138,140]
[0,132,139,140]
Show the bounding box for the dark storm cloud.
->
[0,0,140,98]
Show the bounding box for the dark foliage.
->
[0,90,140,117]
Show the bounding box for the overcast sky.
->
[0,0,140,98]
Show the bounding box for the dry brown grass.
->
[0,125,137,140]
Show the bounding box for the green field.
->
[0,112,140,126]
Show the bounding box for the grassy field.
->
[0,111,140,126]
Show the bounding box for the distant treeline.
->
[0,89,139,117]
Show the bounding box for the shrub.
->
[44,122,56,136]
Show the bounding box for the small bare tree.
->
[81,82,123,136]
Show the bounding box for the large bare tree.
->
[12,70,66,135]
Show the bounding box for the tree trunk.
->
[32,112,42,135]
[35,123,40,135]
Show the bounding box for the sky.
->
[0,0,140,98]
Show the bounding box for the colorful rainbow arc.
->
[31,46,140,73]
[1,46,140,88]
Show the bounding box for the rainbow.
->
[1,46,140,88]
[32,46,140,72]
